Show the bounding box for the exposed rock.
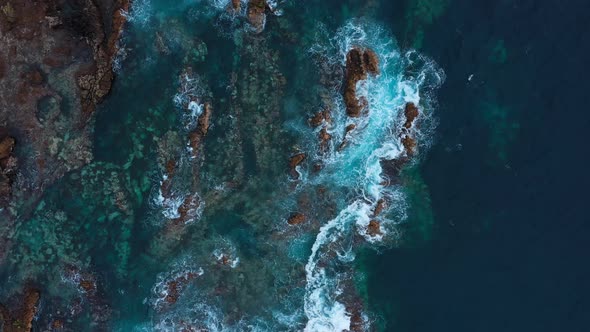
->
[287,212,306,225]
[372,199,386,217]
[401,135,417,156]
[188,102,212,159]
[404,102,419,128]
[51,319,64,330]
[367,220,382,237]
[247,0,268,33]
[338,123,358,151]
[319,127,332,152]
[288,152,305,178]
[345,123,356,135]
[160,159,176,198]
[289,153,305,168]
[343,48,379,117]
[309,109,331,127]
[164,271,200,305]
[378,102,422,183]
[76,0,131,118]
[171,194,202,226]
[0,287,40,332]
[79,279,96,294]
[0,136,14,160]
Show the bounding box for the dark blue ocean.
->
[365,1,590,331]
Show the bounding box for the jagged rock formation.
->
[343,47,379,117]
[287,212,306,225]
[0,287,40,332]
[380,102,422,181]
[0,0,129,261]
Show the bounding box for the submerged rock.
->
[0,0,130,258]
[343,48,380,117]
[0,287,40,332]
[287,212,306,225]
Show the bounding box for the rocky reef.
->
[0,0,130,261]
[0,286,39,332]
[0,132,16,208]
[343,47,380,117]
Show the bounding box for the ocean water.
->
[1,0,589,331]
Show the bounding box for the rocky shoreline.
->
[0,0,130,259]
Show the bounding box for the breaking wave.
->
[303,21,444,331]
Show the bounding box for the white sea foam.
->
[123,0,152,27]
[303,21,443,331]
[212,239,240,268]
[151,257,204,310]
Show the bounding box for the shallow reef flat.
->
[4,0,579,331]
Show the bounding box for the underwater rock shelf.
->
[0,1,444,331]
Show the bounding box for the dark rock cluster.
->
[343,47,380,117]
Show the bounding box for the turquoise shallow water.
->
[2,0,589,331]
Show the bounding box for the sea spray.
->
[303,21,443,330]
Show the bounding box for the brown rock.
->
[0,136,15,160]
[172,194,202,225]
[363,49,380,75]
[367,220,382,236]
[345,123,356,135]
[0,287,40,332]
[165,281,180,304]
[289,153,305,169]
[319,128,332,150]
[343,48,379,117]
[373,199,386,217]
[79,279,96,293]
[309,110,331,127]
[247,0,267,33]
[379,157,409,183]
[51,319,64,329]
[289,152,305,179]
[401,135,416,156]
[163,272,199,305]
[165,159,176,177]
[287,212,306,225]
[338,123,358,151]
[404,102,419,128]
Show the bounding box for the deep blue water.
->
[366,1,590,331]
